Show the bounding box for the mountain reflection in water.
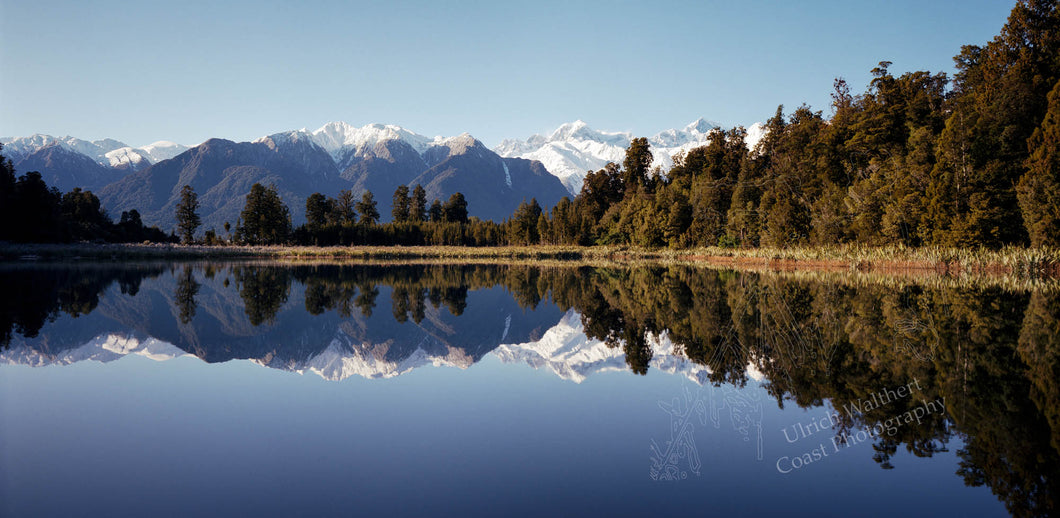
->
[1,261,1058,517]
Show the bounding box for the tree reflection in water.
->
[0,262,1058,516]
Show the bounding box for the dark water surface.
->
[2,261,1058,517]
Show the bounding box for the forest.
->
[1,1,1057,250]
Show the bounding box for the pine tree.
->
[392,185,411,222]
[411,185,428,222]
[305,193,331,230]
[237,183,291,245]
[336,189,356,224]
[443,193,468,223]
[356,191,380,225]
[429,199,444,222]
[175,185,201,244]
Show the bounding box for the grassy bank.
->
[1,242,1058,277]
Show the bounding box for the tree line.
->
[194,1,1060,250]
[0,147,171,244]
[5,2,1057,250]
[530,1,1059,249]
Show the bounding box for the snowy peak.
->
[685,117,721,134]
[0,333,190,367]
[1,133,189,170]
[493,118,765,195]
[308,121,436,160]
[432,132,481,157]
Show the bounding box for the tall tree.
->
[622,137,654,195]
[443,192,468,223]
[305,192,332,230]
[429,199,444,222]
[12,172,62,243]
[411,185,428,222]
[392,185,411,222]
[1018,78,1060,247]
[336,189,356,224]
[0,145,15,242]
[357,191,380,225]
[175,185,201,244]
[237,183,291,245]
[926,0,1060,246]
[61,188,108,241]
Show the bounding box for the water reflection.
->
[1,261,1059,516]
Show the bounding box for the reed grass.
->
[1,242,1057,279]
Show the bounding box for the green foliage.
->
[175,185,201,244]
[411,184,428,222]
[509,198,543,245]
[622,137,654,195]
[237,183,292,245]
[356,191,380,226]
[392,185,411,222]
[1018,78,1060,247]
[305,192,333,230]
[443,192,468,223]
[429,199,444,222]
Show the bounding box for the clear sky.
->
[0,0,1016,148]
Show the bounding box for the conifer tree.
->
[411,185,428,222]
[1018,78,1060,247]
[392,185,411,222]
[175,185,201,244]
[356,191,380,225]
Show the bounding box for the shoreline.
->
[1,242,1058,278]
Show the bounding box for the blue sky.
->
[0,0,1016,147]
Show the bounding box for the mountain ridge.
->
[495,118,768,194]
[3,118,764,232]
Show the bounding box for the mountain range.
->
[0,263,756,384]
[495,118,768,193]
[2,118,764,233]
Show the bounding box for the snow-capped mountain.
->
[307,121,438,167]
[0,333,189,367]
[493,309,723,384]
[495,118,768,194]
[1,134,189,170]
[2,308,763,385]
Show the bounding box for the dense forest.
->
[535,0,1060,250]
[2,1,1057,250]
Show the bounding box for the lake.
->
[1,261,1057,517]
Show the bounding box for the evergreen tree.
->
[12,172,62,243]
[392,185,411,222]
[510,198,543,244]
[175,185,201,244]
[429,199,444,222]
[0,145,15,242]
[356,191,380,225]
[336,189,357,224]
[61,188,108,241]
[237,183,291,245]
[411,185,428,222]
[927,0,1060,246]
[443,192,468,223]
[1018,78,1060,247]
[622,137,653,195]
[305,193,332,230]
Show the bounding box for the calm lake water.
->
[1,261,1057,517]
